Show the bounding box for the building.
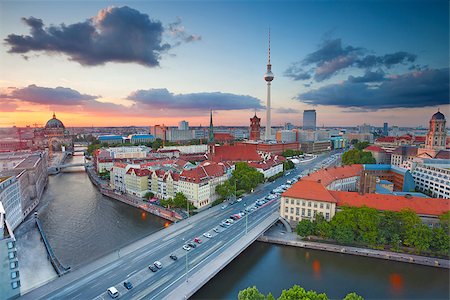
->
[248,158,284,178]
[0,202,21,299]
[0,177,22,231]
[178,121,189,131]
[359,164,415,194]
[214,133,234,144]
[280,165,449,227]
[163,145,208,154]
[284,123,295,130]
[128,134,154,144]
[250,114,261,141]
[410,159,450,199]
[303,110,316,130]
[110,162,129,193]
[383,122,388,136]
[98,135,124,144]
[276,130,297,143]
[417,110,447,158]
[124,168,150,197]
[363,145,390,164]
[345,132,374,143]
[264,31,274,140]
[329,136,347,150]
[32,113,73,152]
[358,123,372,134]
[300,141,331,153]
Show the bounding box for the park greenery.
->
[215,162,264,201]
[238,285,363,300]
[159,192,195,210]
[143,191,154,200]
[296,207,450,256]
[283,159,295,170]
[281,149,304,157]
[342,149,376,165]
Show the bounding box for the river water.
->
[14,150,450,298]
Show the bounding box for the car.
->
[107,287,119,298]
[226,218,234,224]
[123,281,133,290]
[194,237,202,244]
[188,242,197,248]
[182,245,191,251]
[219,223,227,228]
[237,197,243,202]
[154,261,162,269]
[148,265,157,272]
[221,204,228,209]
[203,232,212,238]
[170,254,178,260]
[213,227,220,233]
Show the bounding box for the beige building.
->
[124,168,150,197]
[281,180,337,226]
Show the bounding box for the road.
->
[22,151,341,300]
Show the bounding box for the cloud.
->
[285,38,417,82]
[127,88,263,111]
[1,84,98,105]
[348,70,386,83]
[297,68,449,110]
[167,17,201,45]
[275,107,300,114]
[4,6,200,67]
[0,100,18,112]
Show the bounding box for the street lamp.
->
[244,203,248,234]
[182,238,189,282]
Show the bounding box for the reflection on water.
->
[192,242,449,300]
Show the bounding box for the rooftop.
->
[282,180,336,203]
[302,164,363,187]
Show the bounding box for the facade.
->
[345,133,373,143]
[300,141,331,153]
[364,145,391,164]
[276,130,297,143]
[359,164,415,194]
[383,122,388,136]
[98,135,124,144]
[128,134,154,144]
[163,145,207,154]
[0,202,21,299]
[410,160,450,199]
[0,177,23,231]
[178,121,189,131]
[124,168,150,197]
[391,146,419,167]
[248,159,284,178]
[303,110,316,130]
[329,136,348,150]
[110,162,129,193]
[250,114,261,141]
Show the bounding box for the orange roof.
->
[364,145,385,153]
[126,168,150,177]
[330,191,450,216]
[303,164,363,186]
[214,133,234,142]
[282,180,336,203]
[211,144,261,162]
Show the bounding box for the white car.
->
[221,204,228,209]
[203,232,212,238]
[182,245,191,251]
[237,198,243,202]
[107,287,119,298]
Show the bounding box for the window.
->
[290,208,294,214]
[313,203,317,208]
[302,208,305,216]
[296,207,300,216]
[308,202,311,207]
[11,271,19,279]
[10,261,17,270]
[285,207,288,213]
[326,213,330,220]
[8,252,16,259]
[291,199,294,205]
[302,201,306,206]
[320,203,324,209]
[7,241,14,249]
[307,209,311,217]
[326,204,330,209]
[11,281,20,289]
[285,199,289,204]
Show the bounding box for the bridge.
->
[48,162,93,174]
[22,154,326,300]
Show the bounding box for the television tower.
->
[264,29,274,140]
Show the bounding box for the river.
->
[15,150,450,298]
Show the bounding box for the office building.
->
[178,121,189,131]
[383,123,388,136]
[303,110,316,130]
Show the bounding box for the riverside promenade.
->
[259,225,449,269]
[85,166,183,222]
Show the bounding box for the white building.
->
[163,145,208,154]
[178,121,189,130]
[0,202,20,298]
[248,160,283,178]
[108,146,150,159]
[410,160,450,199]
[0,177,23,231]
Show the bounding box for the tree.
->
[343,292,365,300]
[406,223,433,252]
[314,214,332,239]
[354,141,370,151]
[151,138,163,150]
[296,219,315,237]
[377,211,401,245]
[351,139,359,145]
[398,209,421,246]
[215,180,236,200]
[342,149,375,165]
[238,286,265,300]
[354,207,380,246]
[232,162,264,192]
[266,293,275,300]
[144,191,154,200]
[439,211,450,231]
[278,285,328,300]
[283,160,295,170]
[431,226,450,253]
[173,192,194,209]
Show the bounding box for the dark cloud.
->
[275,108,300,114]
[297,68,449,110]
[1,84,98,105]
[285,38,418,82]
[348,70,386,83]
[127,88,263,111]
[4,6,200,67]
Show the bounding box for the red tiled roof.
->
[214,133,234,142]
[303,164,363,187]
[330,191,450,216]
[248,159,283,170]
[179,161,228,183]
[211,144,261,162]
[376,136,396,143]
[392,146,419,156]
[414,136,426,143]
[364,145,385,153]
[126,168,150,177]
[113,162,127,168]
[435,150,450,159]
[282,180,336,203]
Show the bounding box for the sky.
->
[0,0,448,128]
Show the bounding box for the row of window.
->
[284,198,330,210]
[284,207,330,220]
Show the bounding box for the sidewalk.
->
[259,228,449,269]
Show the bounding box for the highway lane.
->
[23,151,339,299]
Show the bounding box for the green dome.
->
[45,113,65,129]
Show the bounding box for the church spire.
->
[208,110,214,143]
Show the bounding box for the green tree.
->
[406,223,433,252]
[232,162,264,192]
[238,286,265,300]
[354,141,370,150]
[144,191,154,200]
[266,292,275,300]
[283,160,295,170]
[351,139,359,145]
[151,138,163,150]
[173,192,194,209]
[390,234,402,252]
[342,149,375,165]
[313,213,332,239]
[330,207,357,244]
[378,211,401,245]
[398,209,421,246]
[439,211,450,231]
[215,180,236,200]
[354,207,380,246]
[278,285,328,300]
[343,292,365,300]
[431,226,450,253]
[296,219,315,237]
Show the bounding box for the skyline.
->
[0,0,448,128]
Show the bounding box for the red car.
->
[194,237,202,244]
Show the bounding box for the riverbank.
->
[259,225,449,269]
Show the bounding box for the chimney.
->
[317,179,321,183]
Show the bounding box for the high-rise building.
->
[264,30,274,140]
[383,122,388,136]
[303,110,316,130]
[250,113,261,141]
[178,120,189,131]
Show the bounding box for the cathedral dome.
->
[431,111,445,121]
[45,113,65,129]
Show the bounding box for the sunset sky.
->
[0,0,448,128]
